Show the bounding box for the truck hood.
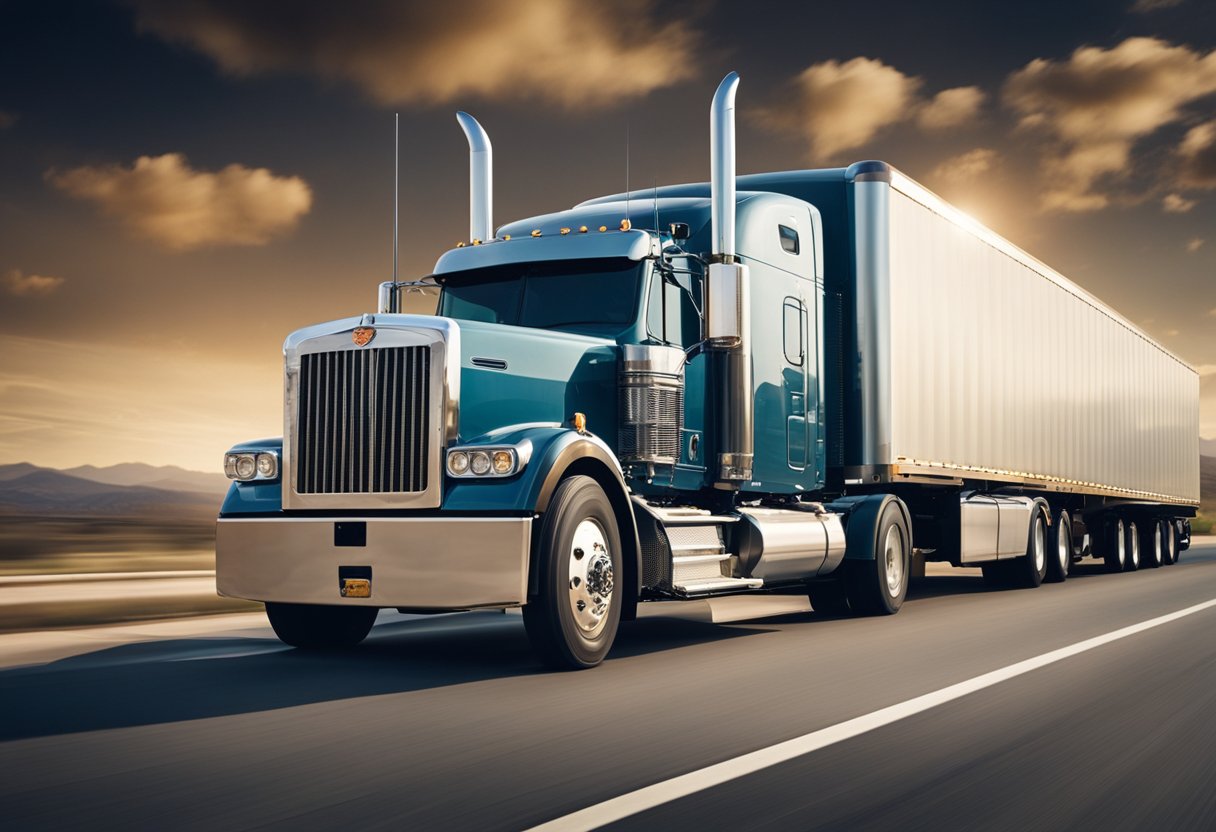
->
[455,320,618,442]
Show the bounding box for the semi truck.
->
[216,72,1200,669]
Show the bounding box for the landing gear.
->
[523,475,623,669]
[265,602,378,649]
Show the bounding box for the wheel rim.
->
[1129,524,1140,568]
[1057,522,1069,573]
[884,525,904,599]
[1154,525,1162,565]
[567,518,613,637]
[1033,517,1046,573]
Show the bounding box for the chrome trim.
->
[710,71,739,260]
[282,315,461,510]
[217,515,532,609]
[853,178,892,467]
[378,281,399,313]
[456,111,493,243]
[432,229,656,275]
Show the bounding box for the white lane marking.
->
[527,597,1216,832]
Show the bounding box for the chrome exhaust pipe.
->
[705,71,753,487]
[456,111,493,243]
[710,71,739,260]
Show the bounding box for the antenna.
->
[393,112,399,285]
[653,179,660,235]
[625,118,630,224]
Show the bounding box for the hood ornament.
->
[352,326,376,347]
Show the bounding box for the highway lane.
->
[1,540,1213,831]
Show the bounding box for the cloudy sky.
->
[1,0,1214,471]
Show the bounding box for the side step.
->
[634,501,763,597]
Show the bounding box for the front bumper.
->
[216,515,532,609]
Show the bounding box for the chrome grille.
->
[295,346,430,494]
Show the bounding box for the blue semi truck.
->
[216,73,1199,668]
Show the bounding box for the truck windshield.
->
[438,258,644,333]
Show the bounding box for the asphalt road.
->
[2,540,1214,831]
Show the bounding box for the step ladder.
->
[643,505,763,597]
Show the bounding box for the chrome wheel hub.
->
[884,525,904,599]
[567,519,612,637]
[1057,527,1069,573]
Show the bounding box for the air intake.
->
[618,345,685,466]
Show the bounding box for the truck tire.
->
[807,579,851,616]
[845,499,910,615]
[522,475,622,669]
[1141,519,1164,569]
[1006,506,1048,589]
[1103,517,1126,573]
[265,602,378,649]
[1123,520,1140,571]
[1162,520,1177,566]
[1045,509,1071,583]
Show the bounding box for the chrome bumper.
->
[216,515,532,609]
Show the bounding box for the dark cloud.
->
[128,0,699,109]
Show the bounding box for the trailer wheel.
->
[265,603,378,649]
[1102,517,1126,573]
[1045,509,1071,583]
[1007,507,1048,588]
[522,475,622,669]
[1160,520,1176,566]
[1141,520,1164,569]
[1123,520,1140,571]
[807,580,851,616]
[845,500,910,615]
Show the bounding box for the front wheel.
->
[265,602,378,649]
[522,476,623,669]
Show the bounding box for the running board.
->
[671,576,764,598]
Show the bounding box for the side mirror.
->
[669,222,691,241]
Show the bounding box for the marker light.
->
[620,219,632,231]
[531,229,542,237]
[491,450,513,474]
[560,227,571,235]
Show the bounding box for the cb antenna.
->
[393,112,399,286]
[625,118,630,224]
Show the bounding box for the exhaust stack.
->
[710,71,739,260]
[705,71,753,487]
[456,111,493,243]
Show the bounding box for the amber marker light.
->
[572,412,587,433]
[579,225,588,233]
[620,219,632,231]
[599,225,608,232]
[531,229,542,237]
[560,227,571,235]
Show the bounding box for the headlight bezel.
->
[445,441,530,479]
[224,449,280,483]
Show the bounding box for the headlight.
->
[447,451,470,476]
[224,449,280,482]
[470,451,491,475]
[445,444,526,478]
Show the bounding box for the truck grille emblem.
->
[352,326,376,347]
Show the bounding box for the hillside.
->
[0,470,220,519]
[0,463,228,497]
[1201,455,1216,517]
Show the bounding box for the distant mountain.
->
[63,463,229,495]
[1202,438,1216,458]
[0,462,44,482]
[0,470,220,518]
